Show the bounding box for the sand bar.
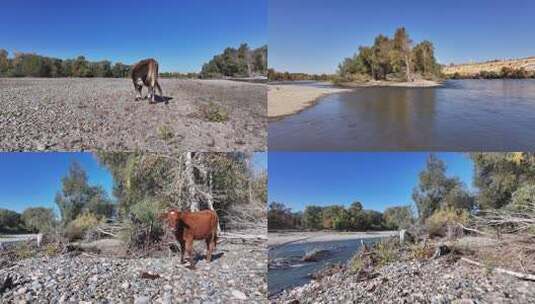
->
[268,85,350,119]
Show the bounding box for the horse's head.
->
[160,209,182,230]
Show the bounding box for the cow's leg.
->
[179,240,186,264]
[205,238,213,262]
[151,86,156,103]
[185,238,195,268]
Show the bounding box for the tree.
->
[55,161,112,224]
[303,205,323,230]
[393,27,412,81]
[412,40,438,76]
[0,49,9,76]
[21,207,56,233]
[471,152,535,209]
[0,208,24,233]
[412,154,468,221]
[383,206,414,230]
[200,44,268,78]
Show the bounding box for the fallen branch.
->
[461,257,535,281]
[457,223,491,236]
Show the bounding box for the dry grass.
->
[443,57,535,76]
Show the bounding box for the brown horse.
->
[161,209,219,267]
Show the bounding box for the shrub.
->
[64,213,102,241]
[121,199,165,249]
[14,243,35,260]
[426,207,469,238]
[510,184,535,211]
[201,102,229,122]
[157,125,174,141]
[44,243,61,257]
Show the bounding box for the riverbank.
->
[267,85,350,119]
[337,79,442,88]
[271,235,535,303]
[268,231,398,249]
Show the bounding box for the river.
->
[269,79,535,150]
[268,237,383,297]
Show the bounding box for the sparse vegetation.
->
[157,125,174,141]
[201,102,230,122]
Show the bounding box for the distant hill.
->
[442,56,535,77]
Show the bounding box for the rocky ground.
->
[0,241,267,303]
[0,78,266,152]
[271,237,535,304]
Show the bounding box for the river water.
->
[269,79,535,151]
[268,237,382,296]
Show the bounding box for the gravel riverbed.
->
[0,78,266,152]
[271,254,535,304]
[0,241,267,303]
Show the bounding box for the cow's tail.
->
[213,211,219,248]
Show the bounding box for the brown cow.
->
[161,209,219,267]
[131,58,163,103]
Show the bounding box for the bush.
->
[21,207,56,233]
[64,213,102,241]
[14,243,35,260]
[426,207,469,238]
[510,184,535,211]
[121,199,165,249]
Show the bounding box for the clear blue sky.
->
[0,153,113,215]
[1,0,267,72]
[0,152,267,215]
[269,0,535,74]
[268,153,474,212]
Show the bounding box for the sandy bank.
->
[268,231,398,248]
[339,79,442,88]
[268,85,350,119]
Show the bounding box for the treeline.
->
[268,202,413,231]
[159,72,200,79]
[450,67,535,79]
[0,49,131,78]
[0,207,56,234]
[269,153,535,234]
[267,69,335,82]
[337,27,441,82]
[200,44,267,78]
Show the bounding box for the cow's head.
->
[160,209,181,229]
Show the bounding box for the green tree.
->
[412,40,438,76]
[393,27,412,81]
[55,161,112,224]
[412,154,467,221]
[0,208,24,233]
[470,153,535,209]
[383,206,414,230]
[303,205,323,230]
[0,49,9,76]
[21,207,56,233]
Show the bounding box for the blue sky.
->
[0,152,267,215]
[1,0,267,72]
[268,153,474,212]
[269,0,535,74]
[0,153,113,214]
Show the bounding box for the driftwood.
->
[219,232,266,244]
[461,257,535,281]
